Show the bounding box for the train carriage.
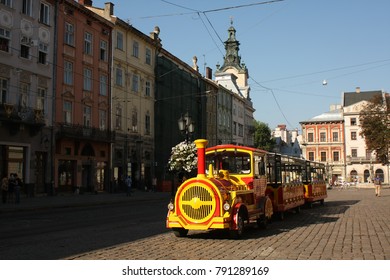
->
[303,161,327,208]
[265,154,306,220]
[166,139,327,238]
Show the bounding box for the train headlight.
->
[223,201,230,211]
[168,202,174,211]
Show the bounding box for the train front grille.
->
[179,184,217,223]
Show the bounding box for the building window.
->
[366,149,372,160]
[131,74,139,92]
[99,74,107,96]
[116,31,123,50]
[320,151,326,162]
[351,131,357,140]
[100,40,107,61]
[63,101,72,124]
[145,113,150,135]
[0,28,10,52]
[38,43,48,64]
[233,122,237,135]
[83,68,92,91]
[307,132,314,142]
[145,48,151,65]
[115,68,123,86]
[350,117,357,126]
[132,109,138,132]
[308,152,314,161]
[39,2,50,25]
[22,0,32,16]
[0,0,12,7]
[19,82,29,108]
[332,131,338,142]
[238,123,244,137]
[132,41,139,57]
[333,151,339,162]
[145,80,151,97]
[115,106,122,130]
[84,32,92,55]
[0,78,8,104]
[351,149,357,158]
[37,87,46,111]
[83,106,91,127]
[320,132,326,142]
[99,110,106,130]
[20,37,31,59]
[64,22,74,46]
[64,61,73,85]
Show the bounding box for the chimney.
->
[356,87,361,93]
[104,2,114,17]
[78,0,93,6]
[195,139,208,179]
[205,67,212,79]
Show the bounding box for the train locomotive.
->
[166,139,327,238]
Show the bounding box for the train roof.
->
[206,144,268,154]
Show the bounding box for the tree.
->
[359,94,390,165]
[253,120,275,151]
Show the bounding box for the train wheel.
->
[279,211,285,220]
[230,213,244,239]
[320,199,325,206]
[295,206,301,214]
[172,228,188,237]
[307,202,313,209]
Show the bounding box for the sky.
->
[92,0,390,132]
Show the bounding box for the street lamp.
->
[178,112,195,142]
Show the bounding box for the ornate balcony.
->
[0,104,46,135]
[56,123,115,143]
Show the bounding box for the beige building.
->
[343,88,389,184]
[86,2,161,188]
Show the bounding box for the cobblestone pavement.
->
[67,187,390,260]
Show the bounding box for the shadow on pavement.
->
[185,199,360,240]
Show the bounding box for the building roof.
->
[300,108,343,124]
[343,90,383,107]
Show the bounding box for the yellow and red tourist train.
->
[166,139,327,238]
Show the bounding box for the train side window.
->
[258,161,265,176]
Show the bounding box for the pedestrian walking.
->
[374,176,382,197]
[125,176,132,196]
[1,175,8,204]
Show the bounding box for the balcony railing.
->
[346,156,377,164]
[0,103,46,125]
[56,123,115,143]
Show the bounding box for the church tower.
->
[215,19,250,99]
[214,19,254,147]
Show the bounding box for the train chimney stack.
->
[194,139,208,179]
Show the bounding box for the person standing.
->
[152,176,157,192]
[14,173,22,204]
[1,176,8,204]
[125,175,132,197]
[8,173,15,203]
[374,176,382,197]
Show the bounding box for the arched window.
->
[363,170,370,183]
[375,169,384,182]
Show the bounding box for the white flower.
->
[168,141,198,173]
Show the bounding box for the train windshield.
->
[205,150,251,175]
